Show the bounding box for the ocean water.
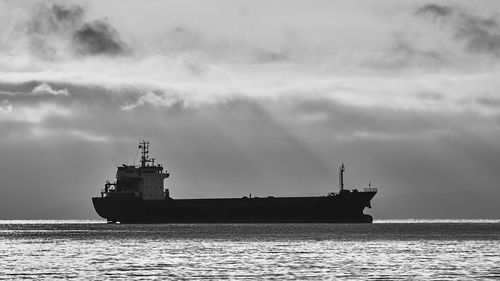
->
[0,220,499,280]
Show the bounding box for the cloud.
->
[475,96,500,108]
[31,83,69,96]
[0,102,71,123]
[0,3,497,159]
[373,3,500,71]
[456,16,500,55]
[415,4,454,18]
[415,3,500,57]
[27,4,84,35]
[371,36,448,70]
[20,3,127,58]
[0,0,500,219]
[0,100,13,113]
[25,4,84,59]
[121,91,183,110]
[72,19,127,55]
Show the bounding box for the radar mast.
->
[339,163,345,192]
[139,140,155,167]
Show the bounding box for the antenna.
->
[339,163,345,192]
[139,140,151,167]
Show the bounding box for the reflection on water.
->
[1,221,499,280]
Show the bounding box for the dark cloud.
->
[0,81,40,94]
[476,96,500,108]
[25,4,84,59]
[72,20,127,55]
[415,4,500,56]
[28,4,84,35]
[51,4,85,24]
[456,16,500,55]
[25,4,127,58]
[415,4,454,18]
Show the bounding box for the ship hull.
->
[92,191,376,223]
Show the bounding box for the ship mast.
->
[139,140,155,167]
[339,163,345,192]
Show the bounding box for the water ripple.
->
[0,222,499,280]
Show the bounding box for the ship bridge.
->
[102,141,170,200]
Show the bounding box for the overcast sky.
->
[1,0,499,219]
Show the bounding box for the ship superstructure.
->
[102,141,170,201]
[93,141,378,223]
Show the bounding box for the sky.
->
[0,0,499,219]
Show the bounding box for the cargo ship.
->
[92,141,378,223]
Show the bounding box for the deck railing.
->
[363,188,378,192]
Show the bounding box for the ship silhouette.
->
[92,141,378,223]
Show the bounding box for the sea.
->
[0,220,499,280]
